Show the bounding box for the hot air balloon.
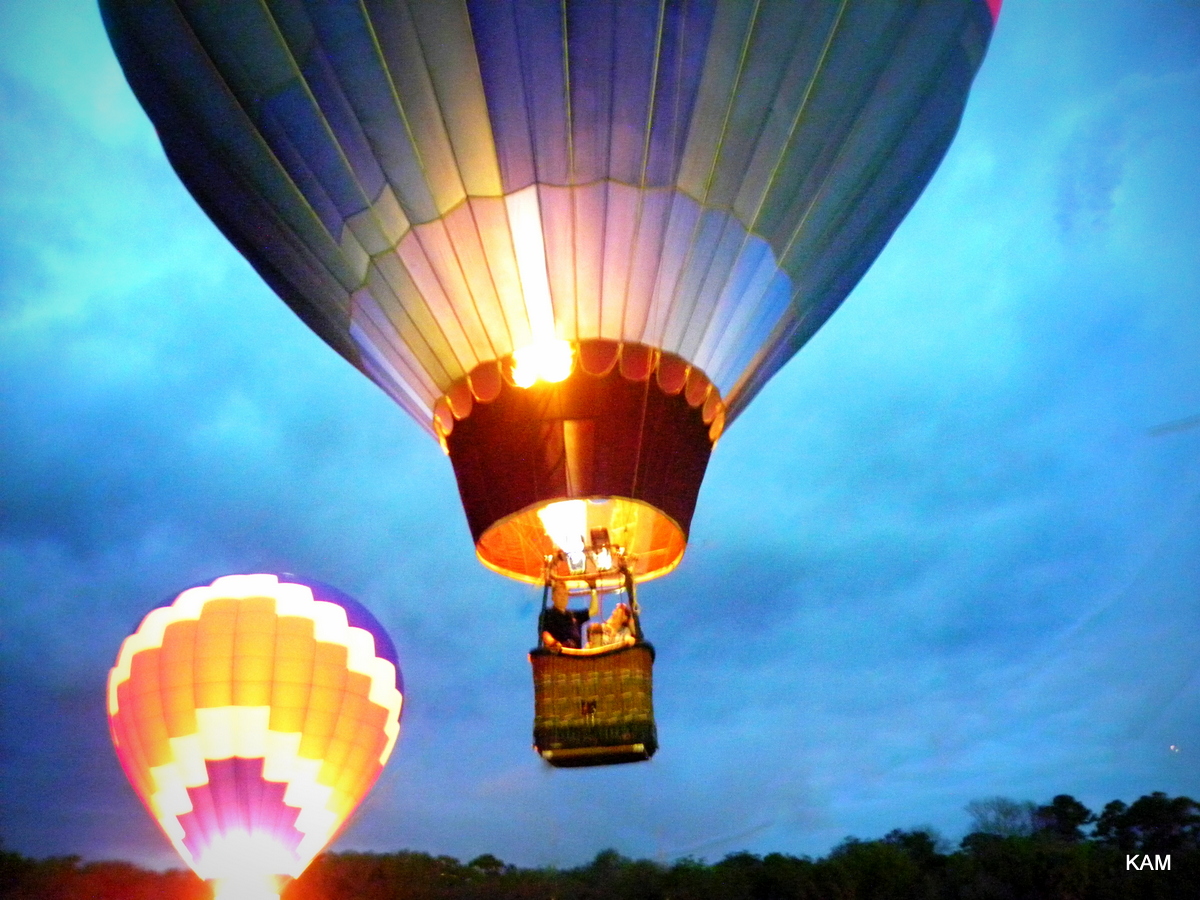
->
[100,0,1000,764]
[107,574,404,900]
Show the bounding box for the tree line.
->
[3,791,1198,899]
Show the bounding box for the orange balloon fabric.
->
[107,574,403,885]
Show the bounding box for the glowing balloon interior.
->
[100,1,1001,584]
[107,574,404,894]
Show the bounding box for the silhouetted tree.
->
[468,853,508,876]
[965,796,1037,837]
[0,851,205,900]
[882,828,945,870]
[1034,794,1096,843]
[828,836,938,900]
[1093,792,1200,854]
[1094,801,1131,847]
[11,792,1200,900]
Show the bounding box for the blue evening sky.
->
[2,0,1199,871]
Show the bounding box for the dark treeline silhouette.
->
[3,792,1198,899]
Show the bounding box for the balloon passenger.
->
[540,582,599,651]
[592,602,636,649]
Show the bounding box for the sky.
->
[2,0,1200,873]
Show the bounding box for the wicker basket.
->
[530,643,658,767]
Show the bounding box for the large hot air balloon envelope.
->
[99,1,1000,583]
[107,574,404,899]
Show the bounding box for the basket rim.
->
[529,641,656,662]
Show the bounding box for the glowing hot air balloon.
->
[107,574,404,899]
[100,1,1000,762]
[100,0,1001,583]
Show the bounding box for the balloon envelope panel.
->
[99,0,999,427]
[107,574,404,882]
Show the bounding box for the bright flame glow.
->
[511,339,574,387]
[593,546,613,571]
[505,186,557,345]
[538,500,587,559]
[198,831,298,881]
[505,185,573,388]
[212,873,281,900]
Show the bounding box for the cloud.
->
[1056,114,1126,239]
[0,0,155,151]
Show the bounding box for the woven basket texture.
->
[531,643,657,754]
